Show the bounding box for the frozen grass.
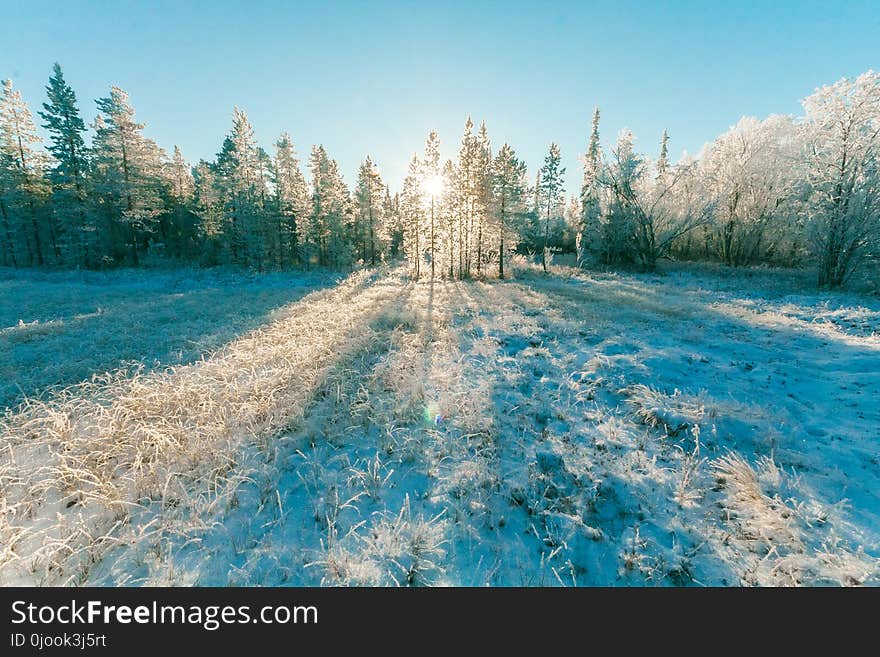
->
[0,267,401,584]
[1,263,878,586]
[0,266,337,409]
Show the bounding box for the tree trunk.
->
[542,188,553,273]
[369,210,375,266]
[129,223,139,266]
[476,214,483,276]
[0,200,18,267]
[499,196,505,279]
[458,201,467,279]
[277,213,285,269]
[29,210,44,266]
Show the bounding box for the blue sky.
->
[3,0,878,195]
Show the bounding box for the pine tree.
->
[457,117,477,277]
[657,129,669,178]
[193,160,224,263]
[40,63,91,265]
[1,78,51,266]
[401,154,422,278]
[254,146,274,269]
[491,143,528,279]
[308,145,351,267]
[381,185,404,258]
[211,136,239,260]
[474,121,492,276]
[597,129,640,265]
[273,132,309,267]
[355,155,385,265]
[440,159,459,277]
[537,142,565,271]
[227,107,262,267]
[92,86,165,265]
[578,107,602,266]
[422,130,441,279]
[326,156,353,267]
[162,145,195,258]
[168,146,194,201]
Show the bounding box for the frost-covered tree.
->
[564,194,581,246]
[40,63,91,264]
[193,160,224,262]
[440,159,459,277]
[254,146,275,267]
[700,115,801,267]
[401,154,422,278]
[273,132,309,267]
[578,107,602,266]
[211,135,239,260]
[92,86,165,265]
[657,129,670,178]
[1,78,51,266]
[355,155,385,265]
[537,142,565,271]
[422,130,442,278]
[491,143,528,278]
[801,70,880,287]
[160,145,197,258]
[473,122,492,276]
[456,117,480,277]
[167,145,194,202]
[598,129,711,270]
[226,107,264,267]
[308,145,351,267]
[0,63,877,287]
[381,185,404,258]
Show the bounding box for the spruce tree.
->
[537,142,565,271]
[491,143,528,279]
[355,155,385,265]
[579,107,602,266]
[193,160,224,263]
[422,130,441,278]
[92,86,165,265]
[401,154,422,278]
[457,117,477,277]
[474,121,492,276]
[381,185,403,258]
[228,107,261,267]
[441,159,459,277]
[40,63,91,265]
[657,129,669,178]
[273,132,309,267]
[162,145,195,258]
[211,136,239,261]
[308,145,351,267]
[1,78,50,265]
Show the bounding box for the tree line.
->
[1,65,878,287]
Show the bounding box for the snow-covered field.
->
[0,267,337,409]
[1,264,878,586]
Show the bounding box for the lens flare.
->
[423,402,443,425]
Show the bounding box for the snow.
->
[0,267,338,410]
[1,263,878,586]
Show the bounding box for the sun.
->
[421,174,444,199]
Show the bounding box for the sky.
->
[2,0,879,195]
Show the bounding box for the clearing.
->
[1,264,878,586]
